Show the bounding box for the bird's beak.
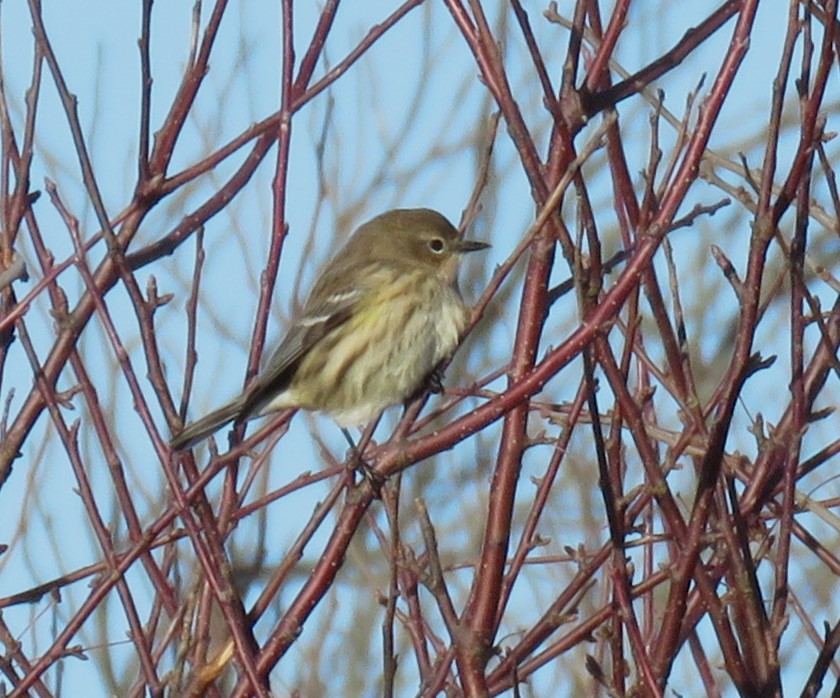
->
[454,239,490,254]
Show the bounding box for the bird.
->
[169,208,489,451]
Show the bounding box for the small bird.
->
[170,208,489,451]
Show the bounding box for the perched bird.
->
[170,208,489,451]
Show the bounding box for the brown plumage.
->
[170,209,488,451]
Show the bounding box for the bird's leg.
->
[341,427,385,490]
[424,365,445,394]
[401,365,445,413]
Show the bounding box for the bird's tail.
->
[169,398,245,451]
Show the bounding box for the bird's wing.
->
[238,287,363,417]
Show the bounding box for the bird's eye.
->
[428,238,445,253]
